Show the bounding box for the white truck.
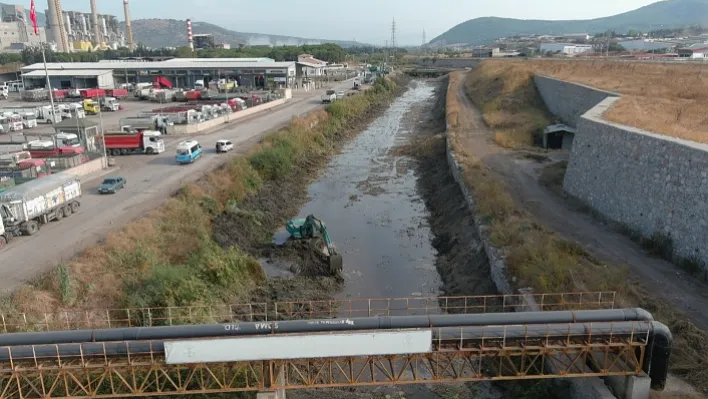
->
[0,172,81,241]
[36,106,63,124]
[321,89,337,104]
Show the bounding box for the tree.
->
[175,46,195,58]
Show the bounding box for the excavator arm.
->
[285,215,343,275]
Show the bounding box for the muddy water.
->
[296,82,440,300]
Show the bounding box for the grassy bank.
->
[477,59,708,144]
[448,70,708,396]
[464,61,552,148]
[6,77,401,318]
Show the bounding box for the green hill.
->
[432,0,708,45]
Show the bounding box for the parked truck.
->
[0,172,81,242]
[103,131,165,155]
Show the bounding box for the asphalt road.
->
[0,80,356,292]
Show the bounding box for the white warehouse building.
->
[540,43,593,55]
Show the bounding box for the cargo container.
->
[106,88,128,99]
[0,172,81,240]
[103,131,165,155]
[79,88,106,99]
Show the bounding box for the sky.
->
[55,0,661,45]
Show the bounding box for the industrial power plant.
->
[45,0,135,52]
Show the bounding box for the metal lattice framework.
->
[0,321,647,398]
[0,291,616,333]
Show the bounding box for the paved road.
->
[0,81,355,291]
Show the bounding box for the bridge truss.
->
[0,320,647,398]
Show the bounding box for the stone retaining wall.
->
[535,75,708,267]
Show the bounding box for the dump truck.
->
[0,171,81,238]
[103,131,165,155]
[82,99,99,115]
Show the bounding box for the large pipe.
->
[123,0,134,50]
[0,308,654,347]
[0,320,671,389]
[89,0,100,46]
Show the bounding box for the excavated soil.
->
[212,78,409,304]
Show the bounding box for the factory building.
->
[57,10,125,51]
[540,43,593,55]
[0,4,46,52]
[193,34,215,50]
[44,0,135,53]
[21,58,297,89]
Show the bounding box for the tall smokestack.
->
[123,0,134,50]
[186,19,193,50]
[89,0,101,46]
[47,0,69,52]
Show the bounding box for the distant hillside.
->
[124,19,362,49]
[432,0,708,45]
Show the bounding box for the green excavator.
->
[285,215,344,276]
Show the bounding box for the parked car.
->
[98,176,126,194]
[336,91,345,99]
[216,139,234,153]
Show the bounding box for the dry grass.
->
[447,70,708,395]
[464,62,552,148]
[479,59,708,144]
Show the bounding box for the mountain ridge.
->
[432,0,708,45]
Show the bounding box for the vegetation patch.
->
[3,77,401,317]
[477,59,708,144]
[448,70,708,396]
[464,62,552,148]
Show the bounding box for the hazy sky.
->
[55,0,660,45]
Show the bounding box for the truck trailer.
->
[0,172,81,241]
[103,131,165,155]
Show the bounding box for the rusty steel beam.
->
[0,291,617,333]
[0,335,644,398]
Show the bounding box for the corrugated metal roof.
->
[22,61,296,72]
[0,172,79,202]
[22,69,112,77]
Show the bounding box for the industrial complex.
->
[21,58,300,89]
[45,0,135,52]
[0,4,46,52]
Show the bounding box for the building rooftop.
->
[22,69,112,78]
[22,60,296,72]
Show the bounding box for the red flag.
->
[29,0,38,35]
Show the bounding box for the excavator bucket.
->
[329,253,343,274]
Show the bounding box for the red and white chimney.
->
[186,19,193,50]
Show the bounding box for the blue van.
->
[176,140,202,164]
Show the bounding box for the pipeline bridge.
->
[0,292,670,398]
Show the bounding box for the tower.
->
[89,0,101,46]
[123,0,134,50]
[47,0,69,52]
[390,18,397,61]
[186,19,193,50]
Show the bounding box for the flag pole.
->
[40,45,57,123]
[30,0,56,123]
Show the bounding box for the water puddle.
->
[289,82,441,299]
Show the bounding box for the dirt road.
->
[0,81,354,292]
[454,73,708,329]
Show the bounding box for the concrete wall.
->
[564,96,708,266]
[415,58,482,68]
[170,98,287,135]
[64,157,104,178]
[534,75,619,127]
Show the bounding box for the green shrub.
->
[124,264,213,309]
[248,142,296,180]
